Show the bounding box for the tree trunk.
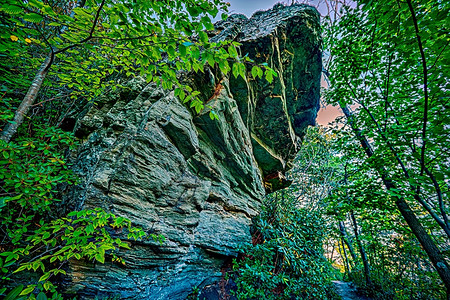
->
[359,101,450,239]
[350,210,372,286]
[341,104,450,295]
[338,238,350,278]
[395,197,450,296]
[0,54,53,143]
[339,221,357,263]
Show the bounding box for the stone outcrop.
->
[64,4,321,299]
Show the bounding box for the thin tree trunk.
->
[338,221,357,263]
[395,197,450,296]
[358,100,450,239]
[341,104,450,296]
[0,0,106,143]
[330,240,335,262]
[338,238,350,279]
[350,210,372,286]
[341,237,351,279]
[0,54,53,142]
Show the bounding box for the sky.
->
[227,0,287,16]
[226,0,342,126]
[227,0,332,17]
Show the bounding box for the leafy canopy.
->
[0,0,277,298]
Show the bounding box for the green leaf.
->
[201,15,214,30]
[257,67,263,78]
[179,44,186,57]
[199,31,208,44]
[36,292,47,300]
[265,69,273,83]
[167,45,176,57]
[1,4,23,15]
[238,63,246,79]
[19,285,35,296]
[13,265,27,273]
[95,253,105,264]
[271,69,278,77]
[38,272,51,282]
[228,45,238,58]
[251,66,259,79]
[6,253,18,263]
[209,111,219,120]
[86,224,94,235]
[218,60,230,74]
[5,285,23,300]
[232,63,239,78]
[23,12,43,23]
[191,46,200,59]
[207,53,215,67]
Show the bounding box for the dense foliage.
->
[0,0,274,141]
[1,0,448,299]
[0,120,152,298]
[230,127,339,300]
[234,1,448,298]
[320,0,450,297]
[0,0,272,298]
[322,125,447,299]
[232,191,337,300]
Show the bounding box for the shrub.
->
[232,192,337,300]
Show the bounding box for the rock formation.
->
[64,4,321,299]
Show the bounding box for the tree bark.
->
[338,238,350,278]
[350,210,372,286]
[395,197,450,296]
[341,104,450,295]
[358,101,450,239]
[0,0,106,143]
[0,54,53,143]
[338,221,357,263]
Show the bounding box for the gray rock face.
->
[64,4,321,299]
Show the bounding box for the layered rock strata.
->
[65,4,321,299]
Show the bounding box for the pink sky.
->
[317,75,342,126]
[316,105,341,126]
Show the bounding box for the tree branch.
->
[406,0,429,177]
[54,0,106,55]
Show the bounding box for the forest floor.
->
[332,281,372,300]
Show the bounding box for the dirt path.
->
[332,281,371,300]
